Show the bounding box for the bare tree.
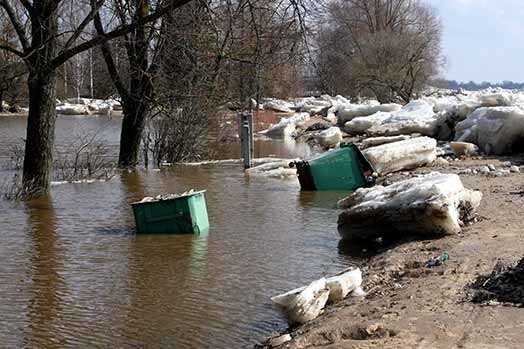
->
[0,13,25,111]
[0,0,193,195]
[315,0,443,103]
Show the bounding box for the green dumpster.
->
[292,143,375,191]
[132,190,209,234]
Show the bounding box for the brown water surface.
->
[0,115,354,348]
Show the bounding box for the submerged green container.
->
[132,190,209,234]
[294,143,375,191]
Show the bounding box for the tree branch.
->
[92,11,129,102]
[19,0,34,15]
[62,0,106,51]
[51,0,192,68]
[0,44,24,57]
[0,0,30,52]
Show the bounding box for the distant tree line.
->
[431,79,524,91]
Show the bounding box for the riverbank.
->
[0,111,27,117]
[263,154,524,348]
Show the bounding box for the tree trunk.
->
[0,90,4,112]
[22,3,58,195]
[118,97,149,167]
[22,71,57,194]
[116,1,153,168]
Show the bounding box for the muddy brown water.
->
[0,115,355,348]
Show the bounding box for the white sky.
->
[425,0,524,82]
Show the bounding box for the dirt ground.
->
[268,154,524,349]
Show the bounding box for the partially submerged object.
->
[362,136,437,175]
[245,159,297,178]
[260,113,310,138]
[338,173,482,240]
[292,143,375,191]
[132,189,209,234]
[271,268,363,324]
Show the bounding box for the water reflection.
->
[298,190,349,209]
[120,170,147,204]
[121,234,209,347]
[23,197,65,348]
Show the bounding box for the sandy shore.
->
[264,154,524,349]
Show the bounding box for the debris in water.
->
[139,189,195,203]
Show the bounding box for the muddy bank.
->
[262,154,524,349]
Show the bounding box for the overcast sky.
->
[426,0,524,82]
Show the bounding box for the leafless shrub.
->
[5,141,24,171]
[53,132,116,182]
[1,173,40,201]
[143,101,209,168]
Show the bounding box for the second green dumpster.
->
[292,143,375,191]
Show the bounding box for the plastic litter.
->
[425,251,450,268]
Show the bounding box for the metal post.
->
[238,112,254,169]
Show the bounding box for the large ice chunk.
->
[271,278,330,324]
[245,159,297,178]
[367,100,440,136]
[326,268,363,303]
[56,103,90,115]
[455,106,524,155]
[361,135,412,148]
[259,113,310,138]
[314,126,343,148]
[337,102,401,124]
[344,100,443,137]
[337,173,482,240]
[362,136,437,175]
[271,268,364,324]
[264,99,295,113]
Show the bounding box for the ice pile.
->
[263,99,295,113]
[336,101,402,124]
[455,107,524,155]
[344,100,447,137]
[258,88,524,155]
[56,98,121,116]
[337,173,482,240]
[139,189,196,203]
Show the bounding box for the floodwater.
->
[0,115,356,348]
